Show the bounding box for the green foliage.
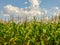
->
[0,18,60,45]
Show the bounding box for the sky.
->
[0,0,60,21]
[0,0,60,10]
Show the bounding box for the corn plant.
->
[0,17,60,45]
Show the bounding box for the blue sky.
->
[0,0,60,20]
[0,0,30,10]
[0,0,60,10]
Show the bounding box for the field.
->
[0,17,60,45]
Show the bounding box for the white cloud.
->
[3,14,10,16]
[29,0,41,9]
[55,7,59,10]
[3,4,44,21]
[24,2,28,4]
[4,4,20,13]
[3,4,44,16]
[29,0,40,5]
[25,7,28,9]
[0,0,49,21]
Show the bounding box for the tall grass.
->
[0,16,60,45]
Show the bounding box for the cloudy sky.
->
[0,0,60,9]
[0,0,60,21]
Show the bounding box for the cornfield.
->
[0,17,60,45]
